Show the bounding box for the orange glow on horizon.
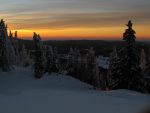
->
[9,26,150,40]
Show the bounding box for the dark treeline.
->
[19,39,150,56]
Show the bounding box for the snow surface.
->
[0,67,150,113]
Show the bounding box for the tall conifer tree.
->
[144,49,150,93]
[45,45,53,74]
[0,19,10,71]
[109,21,143,91]
[33,32,45,78]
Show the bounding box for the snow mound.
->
[0,67,150,113]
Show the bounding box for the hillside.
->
[0,67,150,113]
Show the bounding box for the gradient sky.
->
[0,0,150,40]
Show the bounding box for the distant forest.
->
[19,39,150,56]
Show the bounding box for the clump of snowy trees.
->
[0,19,10,71]
[0,19,32,71]
[32,34,100,87]
[67,47,100,88]
[108,21,150,93]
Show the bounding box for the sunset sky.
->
[0,0,150,40]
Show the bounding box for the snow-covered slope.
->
[0,67,150,113]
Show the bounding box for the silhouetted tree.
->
[109,21,143,91]
[0,19,10,71]
[33,32,45,78]
[8,30,17,65]
[14,31,20,58]
[122,20,143,91]
[123,20,136,44]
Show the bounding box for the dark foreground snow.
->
[0,67,150,113]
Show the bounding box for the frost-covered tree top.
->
[0,19,8,38]
[123,20,136,44]
[0,19,11,71]
[14,31,18,40]
[9,30,13,41]
[33,32,38,42]
[0,19,6,29]
[0,19,9,48]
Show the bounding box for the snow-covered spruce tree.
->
[87,47,100,88]
[67,48,81,77]
[45,45,53,74]
[74,49,81,77]
[109,21,143,91]
[50,47,59,73]
[140,49,146,71]
[144,49,150,93]
[13,31,20,60]
[0,19,10,71]
[94,60,101,89]
[8,30,17,65]
[122,20,143,91]
[33,32,45,78]
[19,44,32,67]
[67,48,75,74]
[73,48,100,88]
[68,48,74,64]
[107,46,120,89]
